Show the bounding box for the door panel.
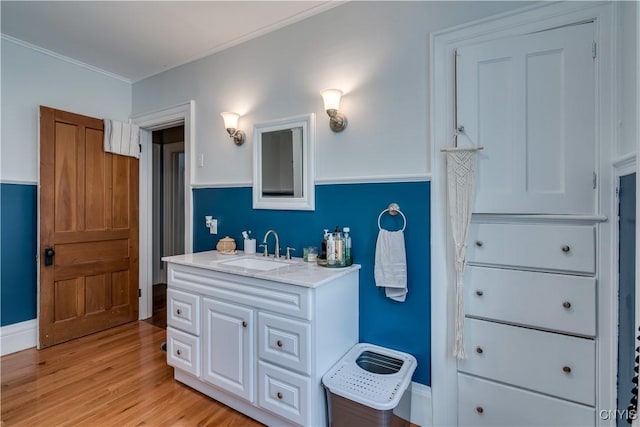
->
[457,23,596,214]
[39,107,139,348]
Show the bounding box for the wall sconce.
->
[320,89,347,132]
[220,112,246,145]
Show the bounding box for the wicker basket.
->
[216,236,236,252]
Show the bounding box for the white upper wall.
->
[1,37,132,184]
[132,1,530,186]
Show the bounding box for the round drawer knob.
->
[176,349,181,356]
[561,245,571,253]
[176,309,182,315]
[562,366,572,374]
[475,346,484,355]
[277,392,283,399]
[476,406,484,414]
[242,321,247,328]
[562,301,572,309]
[276,340,283,348]
[475,290,484,297]
[475,241,483,248]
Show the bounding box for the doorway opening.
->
[146,125,185,329]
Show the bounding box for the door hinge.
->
[593,172,597,189]
[138,288,141,298]
[592,41,597,59]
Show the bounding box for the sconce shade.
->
[320,89,343,112]
[320,89,347,132]
[221,112,240,130]
[220,112,245,145]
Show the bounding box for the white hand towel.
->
[104,119,140,159]
[374,229,408,302]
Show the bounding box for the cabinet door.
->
[456,23,596,214]
[202,298,254,402]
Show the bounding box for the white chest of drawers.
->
[163,252,360,427]
[458,218,599,426]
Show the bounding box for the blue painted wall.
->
[193,181,431,385]
[0,183,37,326]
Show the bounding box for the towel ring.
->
[378,203,407,232]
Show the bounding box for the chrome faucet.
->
[262,230,280,258]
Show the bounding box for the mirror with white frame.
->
[253,113,315,210]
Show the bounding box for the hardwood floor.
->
[2,320,417,427]
[1,321,261,426]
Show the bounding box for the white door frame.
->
[132,100,195,320]
[429,3,616,425]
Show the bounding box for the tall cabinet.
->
[454,18,604,427]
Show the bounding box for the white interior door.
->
[456,22,596,214]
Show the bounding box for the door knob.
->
[44,247,55,266]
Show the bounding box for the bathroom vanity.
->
[162,251,360,426]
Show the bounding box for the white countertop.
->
[162,250,361,288]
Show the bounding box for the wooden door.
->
[39,107,139,348]
[456,22,596,214]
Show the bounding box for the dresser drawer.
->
[458,373,595,426]
[167,288,200,335]
[167,327,200,377]
[465,266,596,336]
[467,222,595,274]
[258,312,311,375]
[258,361,311,426]
[458,318,595,405]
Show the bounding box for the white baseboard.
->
[411,382,433,426]
[1,319,37,356]
[393,381,433,426]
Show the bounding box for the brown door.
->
[39,107,139,348]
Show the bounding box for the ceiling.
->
[1,1,339,82]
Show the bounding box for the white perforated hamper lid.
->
[322,343,417,411]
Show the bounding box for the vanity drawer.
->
[458,373,595,426]
[258,361,311,426]
[458,318,595,405]
[167,327,200,377]
[167,288,200,335]
[465,266,596,336]
[258,312,311,375]
[467,222,595,274]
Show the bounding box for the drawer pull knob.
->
[562,366,572,374]
[475,290,484,297]
[475,346,484,355]
[242,321,247,328]
[476,406,484,414]
[176,349,182,356]
[562,301,572,309]
[276,340,283,348]
[176,309,182,315]
[277,392,283,399]
[561,245,571,253]
[475,241,483,248]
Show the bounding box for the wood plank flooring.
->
[2,320,417,427]
[1,321,261,426]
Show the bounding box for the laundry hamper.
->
[322,343,417,427]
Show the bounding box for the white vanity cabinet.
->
[163,252,360,427]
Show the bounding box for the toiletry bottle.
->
[320,229,329,260]
[326,233,336,266]
[333,226,345,267]
[343,227,352,266]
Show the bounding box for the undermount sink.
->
[219,256,290,271]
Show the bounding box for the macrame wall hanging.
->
[442,128,482,360]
